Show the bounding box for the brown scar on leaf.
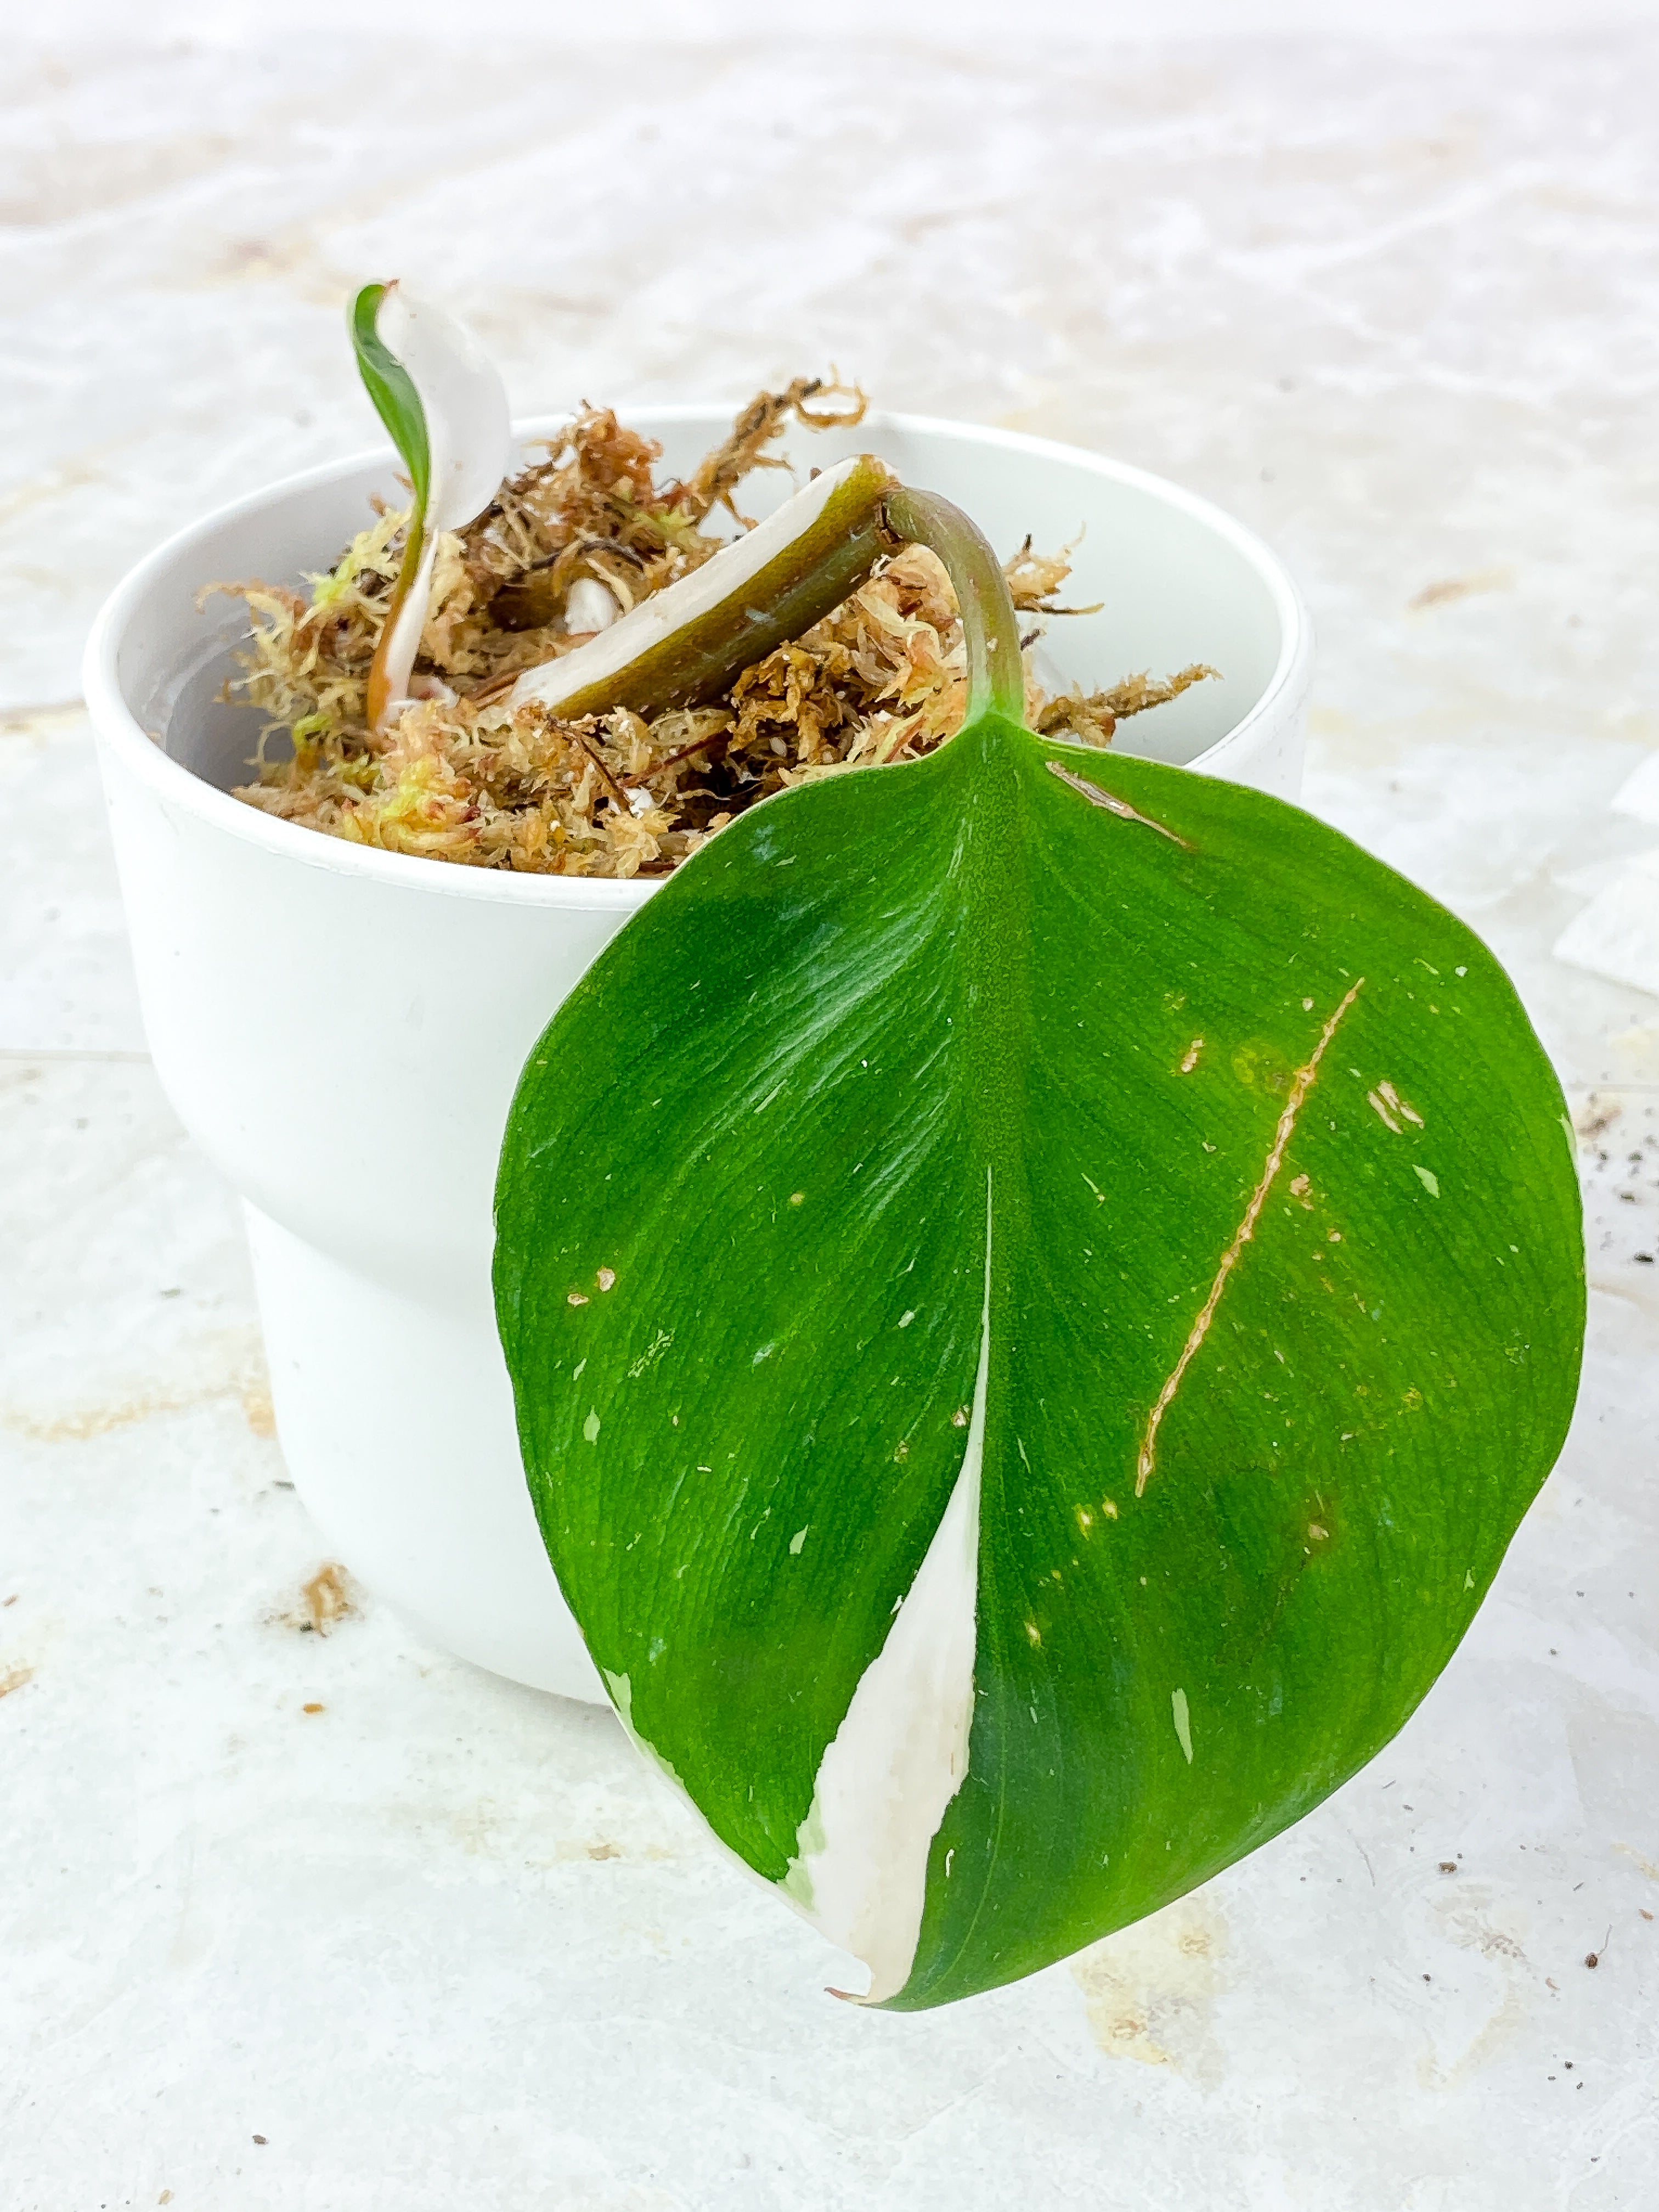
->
[1378,1079,1422,1127]
[1136,979,1365,1496]
[1045,760,1192,848]
[0,1662,35,1700]
[1180,1039,1203,1074]
[1368,1079,1421,1135]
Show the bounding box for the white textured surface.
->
[1556,758,1659,996]
[4,19,1659,2210]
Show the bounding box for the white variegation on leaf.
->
[778,1178,992,2002]
[362,284,511,726]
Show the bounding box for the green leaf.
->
[349,281,431,520]
[494,714,1584,2010]
[348,284,511,730]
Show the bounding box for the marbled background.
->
[3,12,1657,2209]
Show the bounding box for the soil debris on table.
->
[215,382,1216,878]
[275,1561,358,1637]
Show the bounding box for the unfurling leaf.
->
[348,280,511,729]
[349,281,432,519]
[493,518,1583,2011]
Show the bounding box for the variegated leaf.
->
[494,710,1583,2008]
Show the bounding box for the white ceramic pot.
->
[83,409,1312,1702]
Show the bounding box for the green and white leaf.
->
[494,712,1584,2010]
[350,281,433,521]
[349,280,511,721]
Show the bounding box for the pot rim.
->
[82,405,1312,914]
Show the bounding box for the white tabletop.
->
[3,16,1657,2210]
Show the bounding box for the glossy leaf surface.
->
[494,715,1584,2008]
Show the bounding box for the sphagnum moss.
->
[216,384,1215,879]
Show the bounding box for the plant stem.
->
[366,520,427,732]
[879,485,1026,725]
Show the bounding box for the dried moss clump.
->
[216,384,1216,878]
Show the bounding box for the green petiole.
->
[880,484,1026,726]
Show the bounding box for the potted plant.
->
[84,289,1582,2011]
